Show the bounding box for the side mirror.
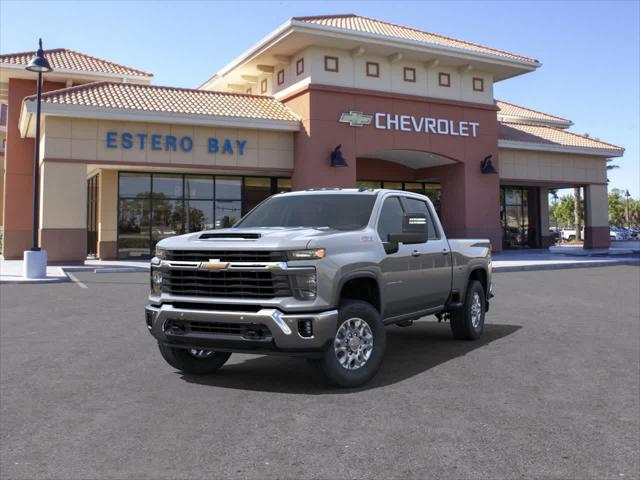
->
[388,213,428,244]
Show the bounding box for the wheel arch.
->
[337,272,382,314]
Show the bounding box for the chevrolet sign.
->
[198,259,230,271]
[338,111,374,127]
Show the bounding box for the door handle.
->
[442,249,450,255]
[411,250,421,257]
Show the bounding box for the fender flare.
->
[335,270,383,314]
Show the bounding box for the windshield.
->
[236,194,377,230]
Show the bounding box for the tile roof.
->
[499,122,624,154]
[496,100,572,127]
[0,48,152,78]
[293,14,538,64]
[27,81,299,122]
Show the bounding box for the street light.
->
[625,189,631,229]
[23,39,52,279]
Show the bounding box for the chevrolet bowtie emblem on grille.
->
[339,111,373,127]
[199,259,230,271]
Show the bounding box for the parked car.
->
[561,228,584,242]
[145,189,493,387]
[610,227,628,241]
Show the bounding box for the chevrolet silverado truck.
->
[146,189,493,387]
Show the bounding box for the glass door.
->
[86,175,99,257]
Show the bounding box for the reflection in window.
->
[216,176,241,200]
[119,173,151,197]
[216,200,241,227]
[118,198,150,258]
[243,177,272,214]
[152,199,184,244]
[153,175,183,198]
[185,176,214,199]
[187,200,214,231]
[277,178,291,192]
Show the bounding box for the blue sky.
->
[1,0,638,196]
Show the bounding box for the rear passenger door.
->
[401,196,452,308]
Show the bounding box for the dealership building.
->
[0,14,624,261]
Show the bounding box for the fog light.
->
[298,319,313,338]
[145,310,154,330]
[151,270,163,294]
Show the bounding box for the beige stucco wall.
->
[42,117,294,171]
[98,169,118,243]
[499,149,607,184]
[272,46,494,104]
[39,161,86,229]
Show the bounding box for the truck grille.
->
[164,319,272,340]
[162,270,292,299]
[165,250,286,263]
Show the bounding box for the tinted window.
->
[403,197,439,240]
[237,194,376,230]
[377,197,404,241]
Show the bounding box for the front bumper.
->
[145,303,338,354]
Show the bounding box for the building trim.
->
[499,178,608,187]
[0,62,151,83]
[498,140,623,158]
[277,82,500,111]
[19,101,301,138]
[43,157,294,174]
[199,19,540,89]
[497,114,573,129]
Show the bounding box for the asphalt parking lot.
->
[1,266,639,479]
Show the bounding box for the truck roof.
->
[279,188,409,196]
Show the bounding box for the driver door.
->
[376,196,426,318]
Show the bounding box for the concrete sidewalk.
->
[1,250,638,284]
[0,258,149,284]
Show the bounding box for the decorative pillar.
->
[584,184,610,249]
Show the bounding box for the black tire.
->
[158,344,231,374]
[319,300,386,388]
[450,280,485,340]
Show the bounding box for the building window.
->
[403,67,416,82]
[473,77,484,92]
[324,55,339,72]
[260,78,268,94]
[117,173,291,258]
[296,58,304,75]
[245,87,252,94]
[438,72,450,87]
[277,69,284,85]
[366,62,379,78]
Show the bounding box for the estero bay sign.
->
[339,111,480,137]
[105,131,248,155]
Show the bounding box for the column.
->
[584,184,610,249]
[39,161,88,261]
[539,187,553,247]
[98,170,118,259]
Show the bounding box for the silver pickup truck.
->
[145,189,493,387]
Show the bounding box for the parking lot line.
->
[66,271,88,289]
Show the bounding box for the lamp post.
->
[23,39,52,279]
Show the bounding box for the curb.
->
[493,259,640,273]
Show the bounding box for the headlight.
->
[287,248,326,260]
[150,270,163,295]
[292,273,317,300]
[151,247,167,266]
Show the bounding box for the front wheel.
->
[158,344,232,374]
[450,280,485,340]
[319,300,386,388]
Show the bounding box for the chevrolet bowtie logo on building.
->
[339,111,373,127]
[198,259,230,271]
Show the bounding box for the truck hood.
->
[157,227,350,251]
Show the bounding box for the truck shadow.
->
[179,322,521,394]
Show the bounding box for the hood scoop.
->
[199,232,261,240]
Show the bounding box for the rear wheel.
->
[319,300,386,388]
[158,344,232,374]
[450,280,485,340]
